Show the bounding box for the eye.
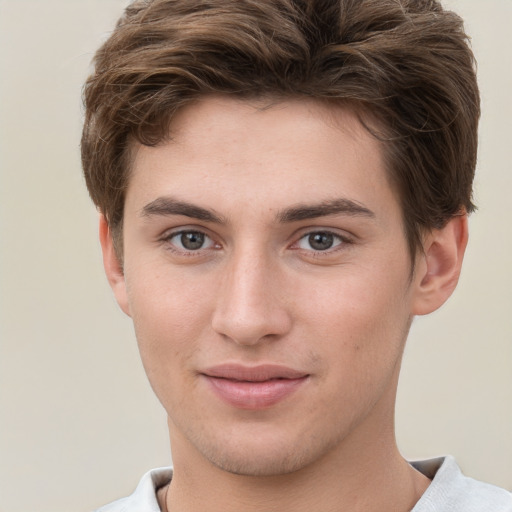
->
[166,230,216,251]
[296,231,344,251]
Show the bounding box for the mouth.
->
[201,364,309,410]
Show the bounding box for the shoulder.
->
[412,456,512,512]
[94,467,172,512]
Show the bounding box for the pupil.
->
[181,232,204,250]
[309,232,333,250]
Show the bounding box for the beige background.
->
[0,1,510,511]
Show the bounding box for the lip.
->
[201,364,309,410]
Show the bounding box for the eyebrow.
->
[141,197,226,223]
[277,198,375,223]
[140,196,375,224]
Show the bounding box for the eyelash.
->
[293,231,350,252]
[160,229,218,256]
[159,228,353,256]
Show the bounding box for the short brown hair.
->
[81,0,480,258]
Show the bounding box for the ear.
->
[98,214,131,317]
[412,214,468,316]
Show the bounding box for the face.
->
[106,96,433,476]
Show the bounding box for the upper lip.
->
[201,364,308,382]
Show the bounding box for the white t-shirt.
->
[95,456,512,511]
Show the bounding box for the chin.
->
[185,424,340,478]
[206,446,313,477]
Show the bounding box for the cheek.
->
[298,265,412,372]
[297,275,410,426]
[124,265,212,377]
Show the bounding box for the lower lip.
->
[204,375,308,410]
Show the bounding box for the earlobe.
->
[412,214,468,316]
[98,214,131,317]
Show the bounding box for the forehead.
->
[126,95,399,225]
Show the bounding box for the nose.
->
[211,249,292,346]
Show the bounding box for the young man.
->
[81,0,511,510]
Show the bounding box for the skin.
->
[101,96,468,512]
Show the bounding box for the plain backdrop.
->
[0,1,511,511]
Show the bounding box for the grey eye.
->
[296,231,343,251]
[168,230,215,251]
[308,232,334,250]
[180,231,205,250]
